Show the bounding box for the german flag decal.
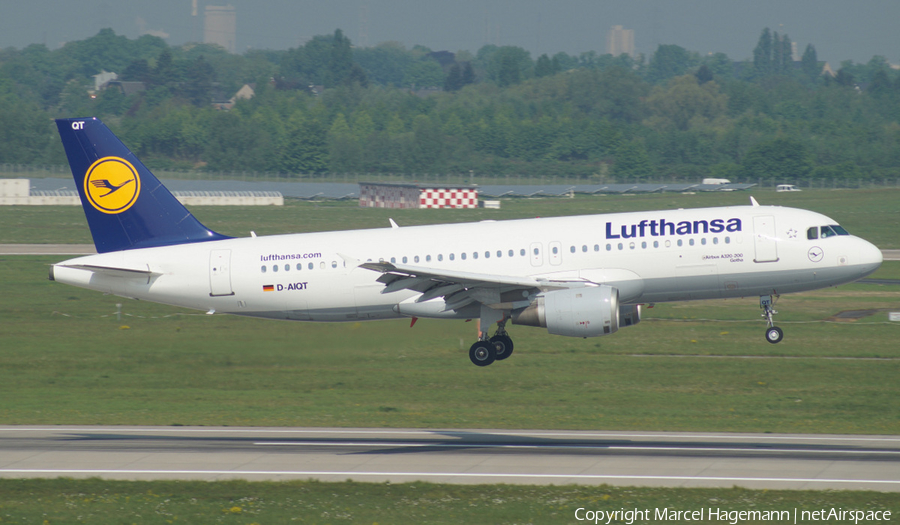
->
[263,285,275,292]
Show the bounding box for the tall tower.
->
[606,25,635,58]
[204,5,236,53]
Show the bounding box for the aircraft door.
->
[209,249,234,296]
[549,241,562,266]
[529,242,543,267]
[753,215,779,263]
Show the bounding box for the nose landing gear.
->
[760,294,783,344]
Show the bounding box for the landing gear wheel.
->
[469,341,496,367]
[765,326,784,344]
[490,335,514,360]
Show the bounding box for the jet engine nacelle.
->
[511,285,619,337]
[619,304,641,328]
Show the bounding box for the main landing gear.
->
[760,294,783,344]
[469,316,515,367]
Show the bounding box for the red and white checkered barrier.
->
[419,188,478,209]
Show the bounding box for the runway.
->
[2,426,899,490]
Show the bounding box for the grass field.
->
[0,187,897,248]
[1,479,898,524]
[1,189,898,519]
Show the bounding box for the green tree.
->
[182,56,216,106]
[481,46,531,87]
[535,54,558,78]
[647,44,696,84]
[741,137,812,182]
[444,63,463,91]
[644,75,727,131]
[753,28,773,76]
[281,110,329,173]
[613,140,654,181]
[801,44,819,82]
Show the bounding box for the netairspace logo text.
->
[574,507,892,525]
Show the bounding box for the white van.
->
[776,184,801,192]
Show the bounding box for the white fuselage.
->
[51,205,883,323]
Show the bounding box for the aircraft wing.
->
[357,260,588,311]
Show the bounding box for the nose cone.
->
[854,238,883,279]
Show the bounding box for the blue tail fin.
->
[56,117,228,253]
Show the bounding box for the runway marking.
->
[4,427,900,443]
[254,442,900,455]
[1,469,898,486]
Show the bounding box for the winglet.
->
[750,196,760,207]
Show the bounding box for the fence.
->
[3,164,899,189]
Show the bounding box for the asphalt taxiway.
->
[1,426,899,490]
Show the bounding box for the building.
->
[204,5,237,53]
[359,182,478,209]
[606,25,635,58]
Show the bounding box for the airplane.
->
[50,117,883,366]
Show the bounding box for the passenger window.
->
[402,256,408,264]
[390,257,396,263]
[713,237,718,245]
[570,246,575,253]
[520,249,526,256]
[296,263,302,270]
[552,246,558,254]
[594,244,600,252]
[414,255,419,263]
[508,250,513,257]
[273,265,278,272]
[425,255,430,262]
[285,264,290,271]
[533,247,539,255]
[807,227,818,240]
[461,253,467,260]
[606,244,612,251]
[472,252,478,259]
[701,238,707,245]
[308,262,314,270]
[665,240,671,248]
[450,253,455,261]
[629,242,635,250]
[261,265,266,273]
[653,241,659,248]
[485,251,490,258]
[677,239,683,247]
[725,237,730,244]
[319,262,325,269]
[437,254,443,261]
[332,261,337,268]
[617,243,623,250]
[641,241,647,249]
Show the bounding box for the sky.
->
[1,0,898,66]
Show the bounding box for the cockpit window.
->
[807,227,818,240]
[820,225,849,238]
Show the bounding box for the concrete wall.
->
[0,180,284,206]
